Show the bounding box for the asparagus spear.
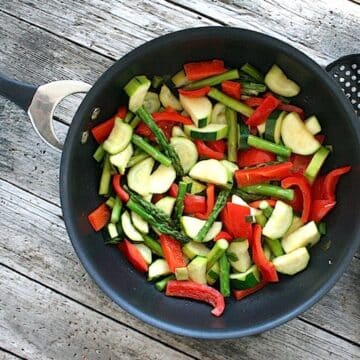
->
[247,135,291,157]
[265,237,284,257]
[226,107,238,162]
[219,253,231,297]
[174,181,188,224]
[241,63,264,83]
[184,69,239,90]
[231,188,265,202]
[143,234,164,257]
[155,275,175,291]
[136,106,184,175]
[110,197,122,224]
[93,144,105,162]
[127,151,149,168]
[240,184,294,202]
[99,154,112,195]
[194,189,230,242]
[206,239,229,270]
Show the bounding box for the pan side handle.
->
[0,72,91,151]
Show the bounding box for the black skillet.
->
[1,27,359,339]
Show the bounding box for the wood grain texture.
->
[0,266,193,360]
[0,350,23,360]
[0,179,359,358]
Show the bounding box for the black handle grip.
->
[0,73,38,111]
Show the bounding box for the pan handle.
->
[0,73,91,151]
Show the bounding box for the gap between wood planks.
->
[0,2,359,353]
[0,347,26,360]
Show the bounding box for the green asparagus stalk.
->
[131,134,172,167]
[208,88,254,117]
[194,189,230,242]
[240,184,294,201]
[105,197,116,209]
[226,107,238,162]
[110,197,122,224]
[129,115,141,129]
[93,144,105,162]
[241,63,264,83]
[247,135,291,157]
[143,234,164,257]
[231,188,265,202]
[206,239,229,270]
[240,82,267,96]
[174,181,188,223]
[155,275,175,291]
[184,69,240,90]
[219,254,231,297]
[136,106,184,175]
[265,237,284,257]
[99,154,112,195]
[127,151,149,168]
[124,111,134,123]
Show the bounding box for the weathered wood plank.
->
[0,266,193,360]
[171,0,360,66]
[0,179,359,359]
[0,350,23,360]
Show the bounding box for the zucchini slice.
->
[182,241,210,260]
[149,164,176,194]
[227,240,252,273]
[121,211,143,242]
[238,122,250,150]
[179,94,212,128]
[180,216,222,242]
[187,256,208,284]
[124,75,151,112]
[103,119,133,155]
[171,69,189,88]
[148,259,171,281]
[172,126,187,138]
[230,265,261,290]
[131,211,149,234]
[281,112,321,155]
[304,146,330,183]
[143,91,161,113]
[133,244,152,265]
[127,157,155,196]
[182,176,206,194]
[175,267,189,281]
[170,137,198,174]
[159,84,182,110]
[184,123,228,141]
[304,115,322,135]
[189,159,228,186]
[109,143,134,174]
[211,102,227,124]
[262,201,293,239]
[206,262,220,285]
[281,221,320,253]
[264,110,286,144]
[272,247,310,275]
[264,64,300,97]
[155,196,176,216]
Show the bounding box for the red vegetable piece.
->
[87,203,110,231]
[322,166,351,201]
[160,235,186,273]
[235,162,293,187]
[118,239,148,273]
[206,140,227,154]
[221,81,241,100]
[214,231,233,242]
[112,174,129,202]
[248,199,277,208]
[244,97,264,108]
[222,203,252,240]
[278,104,305,119]
[166,280,225,317]
[282,175,312,223]
[312,175,326,200]
[252,224,278,282]
[310,199,336,222]
[233,280,267,300]
[136,120,175,141]
[290,154,312,175]
[246,94,281,126]
[195,184,215,220]
[183,195,207,214]
[178,86,211,98]
[195,140,225,160]
[184,59,226,81]
[315,134,325,144]
[237,148,276,168]
[168,183,179,197]
[152,194,165,203]
[152,111,193,125]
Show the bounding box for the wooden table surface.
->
[0,1,359,359]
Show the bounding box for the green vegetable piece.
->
[175,267,189,281]
[241,184,294,202]
[241,63,265,83]
[265,237,284,257]
[152,75,164,89]
[226,107,238,162]
[111,197,122,224]
[305,146,330,183]
[206,239,229,270]
[219,254,231,297]
[93,144,105,162]
[143,234,164,257]
[185,69,240,90]
[99,154,112,195]
[247,135,291,157]
[155,275,175,292]
[174,181,188,224]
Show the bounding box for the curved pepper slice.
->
[237,148,276,168]
[166,280,225,317]
[118,239,148,273]
[252,224,278,282]
[233,279,267,300]
[195,184,215,220]
[159,235,186,273]
[112,174,129,202]
[207,140,227,154]
[214,231,233,242]
[310,199,336,222]
[152,111,193,125]
[184,59,226,81]
[248,199,277,208]
[322,166,351,200]
[282,175,312,223]
[246,94,281,126]
[195,140,225,160]
[169,184,207,214]
[178,86,211,98]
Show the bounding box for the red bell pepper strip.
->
[159,235,186,273]
[178,86,211,98]
[315,134,325,144]
[237,148,276,168]
[168,183,179,197]
[252,224,278,282]
[166,280,225,317]
[118,239,148,273]
[312,175,325,200]
[214,231,233,242]
[91,106,127,143]
[244,97,264,108]
[184,195,207,214]
[246,94,281,126]
[277,104,304,118]
[235,162,293,187]
[88,203,110,231]
[290,154,312,175]
[221,203,252,240]
[136,120,175,141]
[322,166,351,201]
[282,175,312,223]
[233,279,267,300]
[248,199,277,208]
[206,140,227,154]
[195,184,215,220]
[152,194,165,204]
[310,200,336,222]
[221,81,241,100]
[184,59,226,81]
[112,174,129,202]
[152,111,193,125]
[195,140,225,160]
[288,187,303,213]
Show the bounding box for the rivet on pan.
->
[345,70,351,76]
[81,130,89,144]
[339,77,345,83]
[339,65,345,71]
[352,64,358,69]
[351,75,356,80]
[91,107,101,121]
[345,82,350,87]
